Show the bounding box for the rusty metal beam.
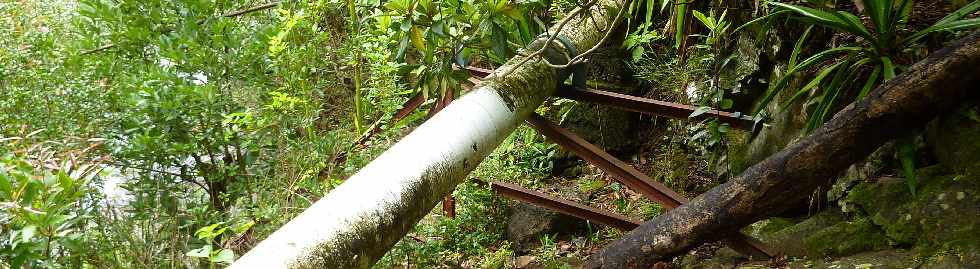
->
[463,67,755,130]
[524,113,774,259]
[526,113,687,208]
[457,65,494,77]
[489,181,641,231]
[454,62,771,258]
[555,86,756,130]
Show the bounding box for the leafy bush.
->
[0,133,105,268]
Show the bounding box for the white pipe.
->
[230,0,620,267]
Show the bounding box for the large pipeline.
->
[229,0,623,267]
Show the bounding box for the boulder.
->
[926,103,980,174]
[786,249,916,269]
[506,203,587,253]
[846,165,980,265]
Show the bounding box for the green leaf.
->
[195,223,222,239]
[810,62,851,131]
[690,106,711,118]
[782,61,843,111]
[857,65,882,100]
[491,23,508,60]
[753,46,862,115]
[895,0,913,29]
[0,172,11,197]
[517,17,532,44]
[186,245,212,258]
[21,225,37,242]
[906,0,980,44]
[211,249,235,264]
[720,99,733,110]
[233,220,256,234]
[881,56,896,80]
[631,46,645,61]
[395,36,409,61]
[861,0,892,36]
[410,27,426,51]
[789,26,815,70]
[692,10,712,29]
[770,2,872,39]
[21,180,40,205]
[897,136,917,195]
[807,58,868,132]
[645,0,655,26]
[733,10,790,33]
[935,0,980,27]
[674,1,687,49]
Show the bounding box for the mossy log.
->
[583,31,980,268]
[229,1,624,268]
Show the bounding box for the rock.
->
[846,165,980,263]
[919,246,980,269]
[514,255,535,268]
[717,32,761,96]
[757,210,846,257]
[553,43,639,160]
[676,247,747,269]
[802,218,890,257]
[743,64,808,167]
[559,101,638,155]
[926,103,980,174]
[506,203,587,253]
[785,249,917,269]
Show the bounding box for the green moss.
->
[803,218,890,257]
[754,217,797,236]
[843,165,980,261]
[725,132,753,176]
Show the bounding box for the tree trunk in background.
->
[583,31,980,268]
[229,1,624,268]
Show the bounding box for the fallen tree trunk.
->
[583,30,980,268]
[229,1,623,268]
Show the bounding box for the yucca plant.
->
[754,0,980,132]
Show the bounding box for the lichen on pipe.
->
[229,0,624,267]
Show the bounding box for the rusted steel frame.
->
[489,181,641,231]
[555,85,756,130]
[465,66,755,130]
[456,65,495,77]
[526,113,687,208]
[524,113,774,258]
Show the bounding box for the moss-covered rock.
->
[785,249,917,269]
[926,104,980,174]
[756,210,845,257]
[846,165,980,262]
[802,218,891,257]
